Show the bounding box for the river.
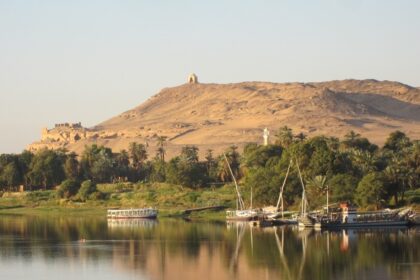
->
[0,215,418,280]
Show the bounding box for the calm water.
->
[0,215,418,280]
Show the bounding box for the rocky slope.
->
[28,79,420,158]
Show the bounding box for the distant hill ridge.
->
[28,79,420,158]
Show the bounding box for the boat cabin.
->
[340,203,357,223]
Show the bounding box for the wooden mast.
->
[276,159,292,218]
[295,158,308,216]
[224,154,245,210]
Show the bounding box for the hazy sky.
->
[1,0,420,153]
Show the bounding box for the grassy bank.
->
[1,182,418,218]
[0,182,236,219]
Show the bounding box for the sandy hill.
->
[29,79,420,158]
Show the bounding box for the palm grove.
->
[0,128,419,209]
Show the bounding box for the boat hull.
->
[107,215,157,219]
[107,208,158,219]
[317,220,408,229]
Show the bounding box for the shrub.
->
[88,191,105,200]
[78,180,97,201]
[57,179,80,199]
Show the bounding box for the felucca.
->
[263,159,297,224]
[224,154,259,221]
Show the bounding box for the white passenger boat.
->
[107,208,158,219]
[315,203,409,229]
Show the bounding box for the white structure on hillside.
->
[263,128,270,146]
[188,73,198,84]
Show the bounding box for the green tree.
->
[115,150,130,180]
[156,136,167,162]
[244,167,282,206]
[1,162,21,191]
[150,158,166,182]
[57,179,80,199]
[383,131,411,152]
[405,141,420,190]
[342,131,377,152]
[351,149,378,175]
[17,150,34,187]
[356,172,386,209]
[205,149,217,182]
[180,145,199,163]
[64,152,79,180]
[166,146,206,188]
[217,146,241,182]
[80,145,114,182]
[306,175,327,209]
[329,174,358,203]
[27,149,65,189]
[307,137,335,178]
[275,126,294,148]
[242,143,282,170]
[91,149,114,183]
[128,142,148,169]
[77,180,97,201]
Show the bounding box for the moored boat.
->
[315,203,410,229]
[223,154,261,221]
[261,160,298,225]
[226,209,259,221]
[107,208,158,219]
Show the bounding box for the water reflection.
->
[0,215,418,280]
[107,218,158,229]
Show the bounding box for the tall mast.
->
[276,159,292,218]
[250,186,253,210]
[224,154,245,210]
[295,158,308,216]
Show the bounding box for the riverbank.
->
[0,182,236,220]
[1,182,418,220]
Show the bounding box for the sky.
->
[1,0,420,153]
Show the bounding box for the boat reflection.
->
[0,215,417,280]
[107,218,158,228]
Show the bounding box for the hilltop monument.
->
[27,79,420,157]
[188,73,198,84]
[263,128,270,146]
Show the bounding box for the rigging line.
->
[276,159,293,210]
[224,154,245,210]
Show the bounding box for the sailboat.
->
[262,159,297,224]
[295,159,320,228]
[224,154,260,221]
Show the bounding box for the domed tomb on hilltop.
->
[188,73,198,84]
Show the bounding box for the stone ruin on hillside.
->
[54,122,82,129]
[40,122,88,143]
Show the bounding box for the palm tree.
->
[275,126,294,148]
[306,175,328,210]
[345,130,361,142]
[342,130,361,150]
[351,149,377,174]
[156,136,167,162]
[405,141,420,190]
[217,146,241,182]
[128,142,148,169]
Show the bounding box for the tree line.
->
[0,129,419,209]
